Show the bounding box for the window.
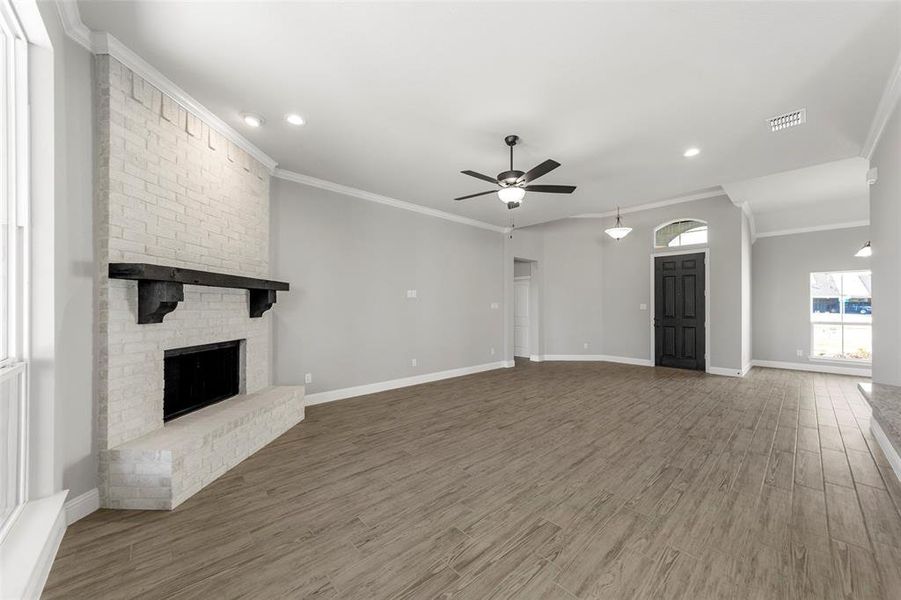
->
[810,271,871,361]
[0,0,27,543]
[655,219,708,248]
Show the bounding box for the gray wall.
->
[511,195,746,370]
[271,178,505,394]
[752,226,870,366]
[599,195,743,369]
[871,99,901,386]
[38,3,96,499]
[521,219,604,357]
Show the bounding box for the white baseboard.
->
[540,354,654,367]
[304,361,510,406]
[707,366,746,377]
[0,491,67,600]
[65,488,100,525]
[751,359,871,377]
[871,419,901,485]
[529,354,542,362]
[742,362,753,377]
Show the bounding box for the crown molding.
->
[56,3,278,172]
[55,1,92,51]
[570,187,726,219]
[754,220,869,239]
[728,196,758,243]
[273,168,508,234]
[862,49,901,160]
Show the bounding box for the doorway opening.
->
[513,259,539,360]
[652,251,707,371]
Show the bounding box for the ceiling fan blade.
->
[518,159,560,184]
[461,170,499,184]
[524,184,576,194]
[454,190,497,201]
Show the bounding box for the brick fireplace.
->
[94,55,303,510]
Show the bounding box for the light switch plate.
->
[639,303,648,310]
[304,373,312,384]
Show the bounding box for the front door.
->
[655,253,705,370]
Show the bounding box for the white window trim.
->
[0,4,66,599]
[809,269,872,364]
[0,0,29,546]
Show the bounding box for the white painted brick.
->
[95,56,279,509]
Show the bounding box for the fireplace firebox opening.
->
[163,340,245,421]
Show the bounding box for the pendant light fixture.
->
[855,241,872,257]
[605,207,632,240]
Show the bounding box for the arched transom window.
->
[655,219,708,248]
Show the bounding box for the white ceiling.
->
[77,1,900,228]
[723,157,870,235]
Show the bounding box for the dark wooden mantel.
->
[108,263,290,324]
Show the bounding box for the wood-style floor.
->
[45,361,901,599]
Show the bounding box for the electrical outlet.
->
[490,302,499,310]
[583,342,589,349]
[411,358,417,367]
[304,373,312,384]
[406,289,417,299]
[490,347,496,356]
[639,303,648,310]
[797,349,804,358]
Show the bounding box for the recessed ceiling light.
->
[285,113,305,126]
[242,113,263,128]
[683,147,700,158]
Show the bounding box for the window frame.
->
[653,218,709,249]
[809,270,872,364]
[0,0,29,544]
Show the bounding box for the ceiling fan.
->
[455,135,576,209]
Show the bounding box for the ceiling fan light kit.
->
[455,135,576,210]
[605,207,632,240]
[498,186,525,204]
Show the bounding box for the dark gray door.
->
[654,253,705,370]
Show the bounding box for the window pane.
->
[811,297,841,319]
[673,226,707,247]
[0,375,19,529]
[843,325,872,360]
[0,28,6,364]
[842,272,871,298]
[656,220,707,248]
[812,324,843,359]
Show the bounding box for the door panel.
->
[663,276,676,317]
[683,275,696,318]
[655,253,705,370]
[663,326,676,356]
